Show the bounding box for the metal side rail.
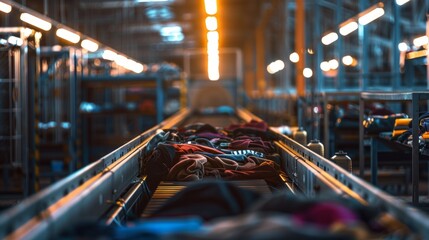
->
[270,127,429,237]
[0,109,190,239]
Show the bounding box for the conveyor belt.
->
[142,179,272,217]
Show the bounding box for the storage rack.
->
[80,73,182,164]
[359,92,429,205]
[36,47,82,188]
[0,27,40,202]
[320,91,360,158]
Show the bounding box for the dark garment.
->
[172,212,352,240]
[225,120,272,139]
[220,161,284,186]
[228,136,275,154]
[149,180,262,221]
[195,132,232,140]
[144,144,178,192]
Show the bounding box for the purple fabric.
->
[292,202,359,228]
[196,132,232,140]
[225,120,268,132]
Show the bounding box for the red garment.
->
[170,143,225,155]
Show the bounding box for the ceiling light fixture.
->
[102,50,117,61]
[320,61,330,72]
[81,39,99,52]
[339,21,358,36]
[56,28,80,43]
[328,59,339,70]
[204,0,217,15]
[0,1,12,13]
[358,4,384,25]
[8,36,23,46]
[321,32,338,45]
[413,36,428,47]
[395,0,410,6]
[20,13,52,31]
[398,42,409,52]
[289,52,299,63]
[303,68,313,78]
[205,16,218,31]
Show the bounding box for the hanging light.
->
[289,52,299,63]
[320,61,330,72]
[81,39,99,52]
[303,68,313,78]
[321,32,338,45]
[339,21,358,36]
[328,59,339,70]
[20,13,52,31]
[204,0,217,15]
[205,16,218,31]
[0,1,12,13]
[56,28,80,43]
[358,4,384,26]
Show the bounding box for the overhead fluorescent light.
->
[339,21,358,36]
[398,42,409,51]
[328,59,339,70]
[20,13,52,31]
[56,28,80,43]
[115,54,128,66]
[358,7,384,25]
[207,31,219,42]
[320,61,330,72]
[321,32,338,45]
[205,16,218,31]
[204,0,217,15]
[396,0,410,6]
[303,68,313,78]
[160,26,181,36]
[289,52,299,63]
[413,36,428,47]
[102,50,117,61]
[8,36,23,46]
[0,1,12,13]
[81,39,99,52]
[342,55,354,66]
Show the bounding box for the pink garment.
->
[292,202,358,228]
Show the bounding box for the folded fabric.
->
[391,118,412,139]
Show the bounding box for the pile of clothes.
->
[68,180,411,239]
[141,120,285,193]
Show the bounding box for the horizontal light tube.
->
[102,50,117,61]
[56,28,80,43]
[20,13,52,31]
[413,36,428,47]
[81,39,99,52]
[321,32,338,45]
[396,0,410,6]
[0,1,12,13]
[358,7,384,25]
[204,0,217,15]
[339,21,358,36]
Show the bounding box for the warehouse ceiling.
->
[6,0,429,69]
